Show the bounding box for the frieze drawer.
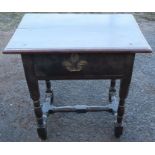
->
[34,53,133,79]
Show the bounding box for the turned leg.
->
[109,80,116,102]
[114,77,131,138]
[114,54,135,138]
[45,80,53,103]
[22,55,47,140]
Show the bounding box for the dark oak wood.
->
[21,52,135,139]
[115,54,135,137]
[33,53,131,80]
[21,54,47,139]
[3,14,152,140]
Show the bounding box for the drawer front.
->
[34,53,132,79]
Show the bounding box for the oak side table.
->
[3,14,152,140]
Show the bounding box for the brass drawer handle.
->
[62,54,88,72]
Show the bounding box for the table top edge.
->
[2,47,152,54]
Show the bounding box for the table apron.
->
[22,53,135,80]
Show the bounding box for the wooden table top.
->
[3,13,152,54]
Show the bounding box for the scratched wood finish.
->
[3,14,152,54]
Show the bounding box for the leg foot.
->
[114,126,123,138]
[37,127,47,140]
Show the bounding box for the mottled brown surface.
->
[0,13,155,141]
